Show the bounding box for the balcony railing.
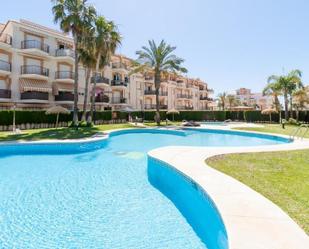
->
[177,94,193,99]
[200,96,214,101]
[0,33,12,45]
[145,76,154,81]
[21,65,49,77]
[55,71,75,80]
[112,62,128,70]
[95,95,109,103]
[55,49,74,58]
[144,90,168,96]
[111,97,127,104]
[0,89,11,98]
[21,91,49,100]
[111,80,128,87]
[144,104,168,110]
[177,106,194,110]
[91,75,110,84]
[144,90,156,95]
[21,40,50,53]
[0,60,11,72]
[55,92,74,101]
[145,104,156,109]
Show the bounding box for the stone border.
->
[148,128,309,249]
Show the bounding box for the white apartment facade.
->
[0,20,214,112]
[234,88,273,110]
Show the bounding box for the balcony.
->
[55,49,74,58]
[145,104,155,109]
[91,75,110,85]
[20,91,49,101]
[0,33,12,47]
[177,94,193,99]
[95,95,109,103]
[145,76,154,82]
[177,106,194,110]
[21,40,50,57]
[144,90,156,95]
[111,97,127,104]
[112,62,128,70]
[200,96,214,101]
[176,83,186,88]
[111,80,128,87]
[21,65,49,80]
[0,60,11,76]
[144,104,167,110]
[144,90,168,96]
[55,92,74,102]
[0,89,11,99]
[55,71,75,83]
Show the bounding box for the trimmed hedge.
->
[0,110,308,126]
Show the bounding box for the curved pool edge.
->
[147,140,309,249]
[147,155,229,249]
[0,126,295,147]
[1,127,309,248]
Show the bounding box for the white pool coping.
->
[148,127,309,249]
[1,125,309,248]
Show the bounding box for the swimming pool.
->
[0,129,290,248]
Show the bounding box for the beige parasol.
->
[261,108,278,122]
[167,108,180,121]
[46,106,70,128]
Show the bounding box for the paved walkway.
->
[148,129,309,249]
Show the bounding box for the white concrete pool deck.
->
[149,125,309,249]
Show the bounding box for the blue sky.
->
[1,0,308,95]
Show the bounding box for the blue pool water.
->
[0,129,289,248]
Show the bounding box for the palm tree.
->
[226,94,236,109]
[263,82,282,122]
[267,70,302,120]
[134,40,187,125]
[89,16,121,124]
[52,0,96,126]
[218,92,227,110]
[79,40,96,122]
[293,89,308,121]
[263,82,281,110]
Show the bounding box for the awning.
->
[20,79,52,93]
[53,82,74,95]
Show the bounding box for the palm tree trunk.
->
[73,34,79,127]
[290,95,293,119]
[154,71,161,125]
[82,68,91,122]
[284,92,289,120]
[56,113,59,129]
[89,53,101,124]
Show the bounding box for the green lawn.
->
[207,150,309,234]
[0,123,135,142]
[234,124,309,139]
[144,121,182,127]
[0,121,182,142]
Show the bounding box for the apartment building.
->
[0,19,214,112]
[234,88,273,110]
